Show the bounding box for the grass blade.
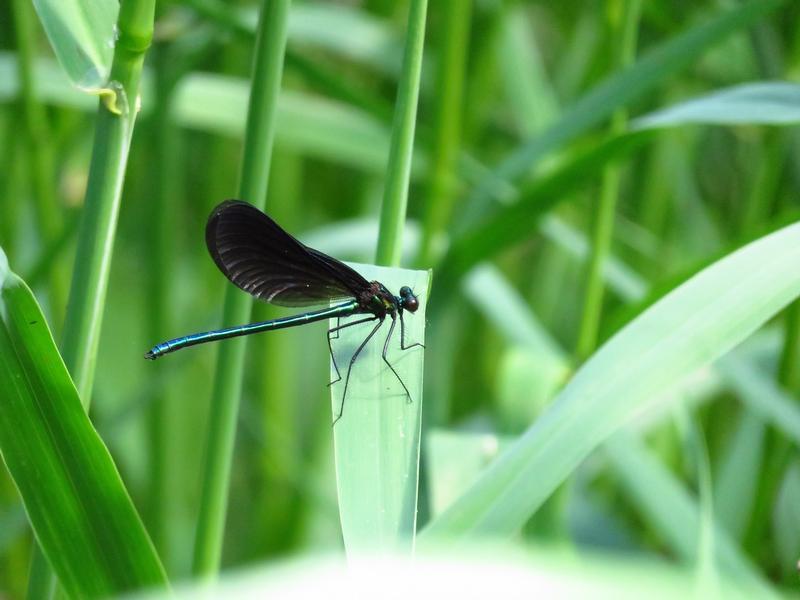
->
[32,0,117,90]
[375,0,428,266]
[192,0,291,578]
[0,250,167,598]
[331,263,430,553]
[634,82,800,128]
[421,220,800,541]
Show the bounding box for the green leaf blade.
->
[0,251,167,598]
[331,263,430,553]
[421,220,800,541]
[32,0,118,90]
[634,82,800,129]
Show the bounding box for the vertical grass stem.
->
[575,0,642,361]
[191,0,291,579]
[375,0,429,266]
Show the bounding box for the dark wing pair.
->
[206,200,370,307]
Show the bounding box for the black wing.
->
[206,200,371,307]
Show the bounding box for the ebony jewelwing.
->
[145,200,423,423]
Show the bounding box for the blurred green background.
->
[2,0,800,596]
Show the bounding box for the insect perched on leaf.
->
[145,200,424,423]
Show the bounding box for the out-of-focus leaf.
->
[496,347,564,430]
[172,72,398,173]
[0,249,167,598]
[465,0,784,207]
[436,130,651,296]
[713,411,765,541]
[606,432,772,595]
[717,352,800,445]
[32,0,118,91]
[462,264,569,428]
[426,430,508,518]
[187,0,403,73]
[634,82,800,129]
[496,5,558,136]
[422,221,800,546]
[773,462,800,576]
[0,54,408,175]
[289,3,402,73]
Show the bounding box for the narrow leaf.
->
[421,221,800,542]
[32,0,118,91]
[0,250,167,598]
[331,263,430,553]
[634,82,800,129]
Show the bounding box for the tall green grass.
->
[2,0,800,598]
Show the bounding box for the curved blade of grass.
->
[634,82,800,129]
[32,0,117,91]
[421,220,800,542]
[331,263,429,553]
[0,250,167,598]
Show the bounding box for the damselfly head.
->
[399,286,419,313]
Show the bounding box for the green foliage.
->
[3,0,800,597]
[31,0,117,90]
[0,250,167,598]
[332,263,430,553]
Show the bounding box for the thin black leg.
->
[399,309,424,351]
[333,317,384,426]
[327,316,377,387]
[381,314,413,404]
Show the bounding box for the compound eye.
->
[404,295,419,313]
[400,286,413,298]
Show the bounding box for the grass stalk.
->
[416,0,471,267]
[26,0,155,596]
[191,0,291,578]
[251,148,303,556]
[575,0,642,361]
[59,0,155,402]
[375,0,429,266]
[145,42,183,563]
